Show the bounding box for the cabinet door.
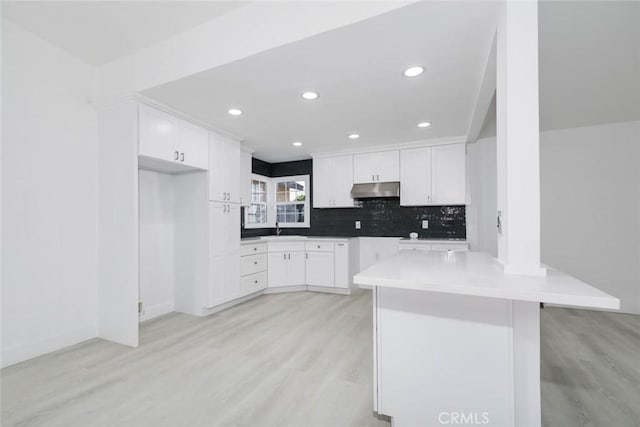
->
[305,251,335,287]
[209,202,225,258]
[223,204,241,255]
[353,153,376,184]
[334,242,349,289]
[287,252,306,286]
[432,143,466,204]
[209,133,225,202]
[208,256,224,307]
[332,155,355,207]
[222,253,240,302]
[268,252,288,287]
[176,121,208,170]
[138,105,176,162]
[375,150,400,182]
[223,139,241,204]
[240,150,252,207]
[312,157,333,207]
[400,147,432,206]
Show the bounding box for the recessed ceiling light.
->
[348,133,360,140]
[228,108,243,116]
[302,91,319,100]
[292,141,303,147]
[403,66,424,77]
[418,121,431,128]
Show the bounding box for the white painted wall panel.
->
[1,20,99,366]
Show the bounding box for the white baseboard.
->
[139,301,174,322]
[307,285,351,295]
[202,290,264,316]
[1,325,97,368]
[263,285,307,294]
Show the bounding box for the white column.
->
[496,0,547,276]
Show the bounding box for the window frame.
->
[243,174,272,229]
[272,175,310,228]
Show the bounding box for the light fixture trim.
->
[348,133,360,140]
[301,91,319,100]
[417,121,432,128]
[227,108,243,116]
[403,66,425,77]
[292,141,303,147]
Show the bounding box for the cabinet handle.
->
[305,253,309,259]
[180,152,184,162]
[254,280,258,284]
[254,261,258,265]
[376,174,379,181]
[283,253,286,260]
[372,174,374,182]
[288,253,291,260]
[253,247,257,251]
[174,151,179,160]
[317,245,320,248]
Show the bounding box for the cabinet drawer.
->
[305,241,335,252]
[240,242,267,256]
[240,253,267,276]
[240,271,267,295]
[268,241,306,252]
[430,243,469,252]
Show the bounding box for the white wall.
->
[467,121,640,313]
[1,20,99,366]
[540,121,640,314]
[138,170,175,321]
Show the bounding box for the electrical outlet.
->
[422,220,429,229]
[355,221,361,229]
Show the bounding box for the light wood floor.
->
[541,306,640,427]
[2,291,639,427]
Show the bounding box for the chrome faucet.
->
[276,222,281,236]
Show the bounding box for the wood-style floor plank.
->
[2,291,639,426]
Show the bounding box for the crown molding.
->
[310,136,467,158]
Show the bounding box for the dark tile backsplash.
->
[241,158,466,239]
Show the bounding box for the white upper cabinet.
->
[138,104,208,171]
[313,155,355,208]
[353,150,399,183]
[139,105,176,163]
[400,143,466,206]
[431,144,466,204]
[240,149,252,207]
[176,121,209,170]
[400,147,432,205]
[209,133,241,204]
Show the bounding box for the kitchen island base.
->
[373,287,540,427]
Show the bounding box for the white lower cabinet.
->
[305,251,335,287]
[208,202,241,307]
[268,250,305,287]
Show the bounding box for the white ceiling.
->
[143,2,499,162]
[1,1,249,65]
[538,1,640,131]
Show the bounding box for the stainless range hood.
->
[350,182,400,199]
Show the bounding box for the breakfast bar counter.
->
[354,250,619,427]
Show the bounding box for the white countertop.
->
[354,250,619,309]
[241,236,354,243]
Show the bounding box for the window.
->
[243,174,310,229]
[274,175,310,228]
[245,175,269,228]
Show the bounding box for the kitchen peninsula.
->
[354,250,619,426]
